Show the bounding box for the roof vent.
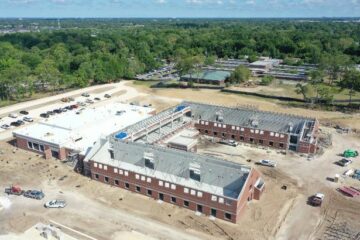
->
[189,162,201,182]
[288,122,294,132]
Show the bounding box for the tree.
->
[339,69,360,104]
[309,69,325,103]
[228,66,251,84]
[35,58,61,92]
[260,75,274,86]
[295,83,310,101]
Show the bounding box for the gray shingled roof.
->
[109,139,250,199]
[182,101,314,135]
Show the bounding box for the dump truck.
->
[5,185,24,196]
[343,149,359,158]
[309,193,324,207]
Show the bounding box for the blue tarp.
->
[175,105,186,112]
[115,132,128,139]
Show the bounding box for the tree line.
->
[0,19,359,101]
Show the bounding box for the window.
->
[236,127,240,130]
[280,134,284,138]
[114,168,118,173]
[124,171,129,176]
[279,143,284,148]
[184,200,189,207]
[135,174,140,180]
[211,195,217,202]
[159,181,163,186]
[270,132,274,136]
[136,186,141,192]
[223,125,226,128]
[260,130,264,135]
[103,165,108,171]
[240,128,245,131]
[171,184,176,190]
[125,182,130,189]
[214,123,217,127]
[159,193,164,201]
[275,133,279,137]
[114,179,119,185]
[94,174,99,179]
[250,138,254,143]
[147,189,152,196]
[225,213,232,220]
[225,199,232,206]
[147,177,152,183]
[269,141,274,146]
[231,135,235,139]
[205,122,209,126]
[240,136,244,141]
[33,143,39,151]
[214,132,218,136]
[98,164,103,169]
[94,163,98,168]
[197,192,203,198]
[255,130,259,134]
[104,176,109,183]
[171,197,176,203]
[119,170,123,175]
[211,209,217,217]
[205,130,209,134]
[201,120,204,125]
[40,145,44,152]
[219,197,224,204]
[190,190,196,196]
[184,188,189,194]
[109,150,114,159]
[197,204,203,213]
[250,129,254,133]
[231,126,235,130]
[259,140,264,144]
[222,133,226,137]
[141,176,146,181]
[165,182,170,188]
[27,142,33,149]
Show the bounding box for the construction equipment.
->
[343,149,359,158]
[309,193,324,206]
[5,185,24,196]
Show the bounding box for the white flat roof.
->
[13,103,154,154]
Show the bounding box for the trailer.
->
[4,185,24,196]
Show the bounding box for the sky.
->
[0,0,359,18]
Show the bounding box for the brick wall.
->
[88,160,262,223]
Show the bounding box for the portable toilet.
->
[334,174,340,183]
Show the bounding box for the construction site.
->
[0,81,360,240]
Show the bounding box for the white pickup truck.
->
[257,159,277,167]
[44,200,67,208]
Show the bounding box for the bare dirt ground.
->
[0,80,360,240]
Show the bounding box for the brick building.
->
[85,139,265,223]
[183,102,319,154]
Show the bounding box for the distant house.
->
[180,70,231,85]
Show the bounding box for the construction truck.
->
[343,149,359,158]
[309,193,324,207]
[5,185,24,196]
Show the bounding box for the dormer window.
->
[189,163,201,182]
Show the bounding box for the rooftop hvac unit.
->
[215,110,223,122]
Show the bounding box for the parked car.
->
[61,108,68,112]
[53,109,62,114]
[104,94,111,98]
[81,93,90,97]
[77,101,86,106]
[86,99,94,104]
[220,139,238,147]
[23,190,45,200]
[40,113,50,118]
[337,158,352,167]
[61,97,69,102]
[68,97,75,101]
[8,113,18,118]
[23,117,33,122]
[309,193,324,207]
[44,199,67,208]
[70,104,79,109]
[1,124,10,129]
[94,97,101,101]
[257,159,277,167]
[19,110,29,115]
[10,121,21,127]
